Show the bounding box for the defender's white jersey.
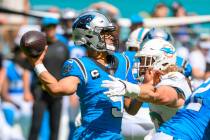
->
[149,72,192,129]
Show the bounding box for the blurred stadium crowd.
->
[0,0,210,140]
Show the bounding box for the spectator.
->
[172,2,187,17]
[90,1,120,22]
[189,34,210,89]
[152,3,169,18]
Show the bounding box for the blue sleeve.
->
[176,56,183,68]
[124,51,138,83]
[176,56,192,77]
[184,63,192,77]
[61,59,85,83]
[124,51,136,62]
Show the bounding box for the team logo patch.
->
[62,63,73,75]
[161,44,176,58]
[90,69,100,79]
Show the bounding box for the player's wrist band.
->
[124,81,141,98]
[34,63,47,76]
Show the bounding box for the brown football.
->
[20,31,47,57]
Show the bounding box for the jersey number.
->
[110,96,123,117]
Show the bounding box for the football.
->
[20,31,47,57]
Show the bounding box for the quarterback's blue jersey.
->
[62,52,130,134]
[176,56,192,77]
[158,78,210,140]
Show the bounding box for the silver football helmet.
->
[72,11,118,52]
[126,27,150,51]
[143,28,174,45]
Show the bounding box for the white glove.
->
[101,75,141,98]
[75,112,81,127]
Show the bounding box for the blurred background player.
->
[28,17,69,140]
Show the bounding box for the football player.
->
[26,11,142,139]
[102,39,192,131]
[152,77,210,140]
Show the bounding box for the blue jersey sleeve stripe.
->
[123,54,130,78]
[71,58,88,84]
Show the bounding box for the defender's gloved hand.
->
[101,75,141,99]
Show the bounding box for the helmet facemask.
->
[99,26,119,52]
[133,55,156,82]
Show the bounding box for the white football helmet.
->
[134,39,176,78]
[126,27,150,51]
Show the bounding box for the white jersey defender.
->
[149,71,192,129]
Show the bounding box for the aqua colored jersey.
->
[62,52,129,137]
[158,78,210,140]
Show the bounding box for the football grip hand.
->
[27,45,48,67]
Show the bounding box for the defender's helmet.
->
[134,39,176,79]
[143,28,174,45]
[72,11,118,52]
[126,27,150,51]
